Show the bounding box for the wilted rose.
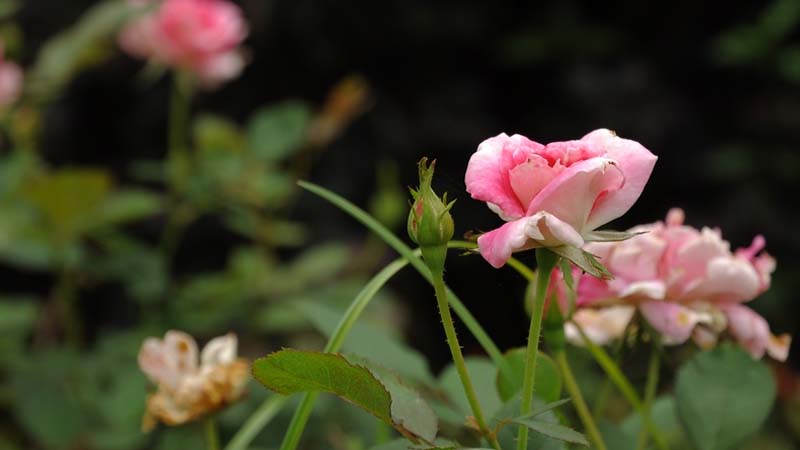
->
[138,330,249,430]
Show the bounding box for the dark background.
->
[12,0,800,369]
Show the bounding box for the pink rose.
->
[465,129,657,268]
[561,209,790,360]
[119,0,248,87]
[0,42,23,107]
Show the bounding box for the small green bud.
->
[407,158,455,274]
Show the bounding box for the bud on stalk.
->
[407,158,455,275]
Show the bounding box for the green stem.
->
[162,71,193,260]
[167,70,191,187]
[517,248,558,450]
[575,325,669,450]
[432,271,501,450]
[591,335,626,417]
[554,350,608,450]
[54,258,80,348]
[223,395,286,450]
[636,338,662,450]
[205,417,220,450]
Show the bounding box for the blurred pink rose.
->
[119,0,248,87]
[465,129,657,268]
[0,43,23,107]
[560,208,790,360]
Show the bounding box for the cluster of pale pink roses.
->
[119,0,248,87]
[465,129,790,361]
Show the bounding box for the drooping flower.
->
[465,129,657,269]
[0,42,23,107]
[138,330,249,430]
[119,0,248,87]
[558,208,790,361]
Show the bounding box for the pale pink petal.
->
[616,280,666,300]
[508,154,561,210]
[465,133,544,221]
[721,304,790,361]
[476,218,531,269]
[639,301,711,345]
[476,212,584,268]
[538,137,604,166]
[565,306,635,346]
[525,211,586,248]
[582,129,658,230]
[753,253,776,292]
[665,208,685,226]
[736,235,766,261]
[201,333,238,366]
[667,227,731,298]
[687,256,761,302]
[164,330,199,375]
[526,157,624,233]
[139,338,177,388]
[138,331,199,389]
[605,232,666,281]
[674,227,730,275]
[736,235,775,292]
[196,51,246,88]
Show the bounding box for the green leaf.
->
[194,114,245,155]
[254,350,391,419]
[675,344,775,450]
[296,300,434,383]
[548,245,612,280]
[91,189,162,228]
[253,349,438,442]
[247,101,312,162]
[602,395,690,450]
[0,298,38,366]
[510,417,589,446]
[350,354,438,444]
[493,396,565,450]
[22,168,113,241]
[439,357,503,418]
[11,350,88,450]
[495,348,562,403]
[583,230,646,242]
